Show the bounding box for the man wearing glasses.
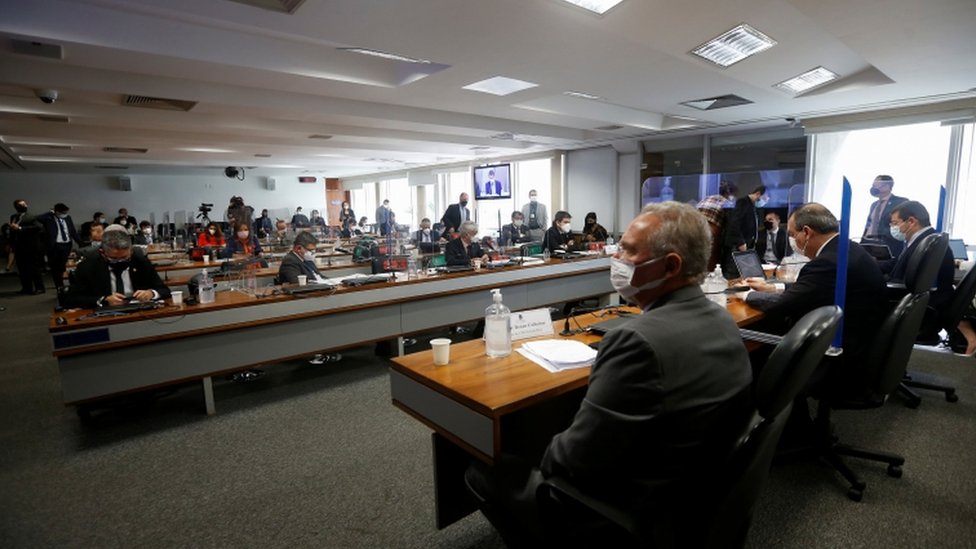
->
[64,227,171,309]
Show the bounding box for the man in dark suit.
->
[746,203,887,390]
[863,175,908,257]
[500,211,530,247]
[885,201,954,342]
[411,218,437,252]
[278,231,325,284]
[724,185,767,270]
[444,221,487,266]
[755,211,791,264]
[64,228,171,309]
[439,193,470,240]
[79,211,107,246]
[39,202,81,291]
[465,202,754,546]
[8,199,46,295]
[113,208,137,232]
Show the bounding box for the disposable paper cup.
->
[430,338,452,365]
[297,275,308,286]
[473,258,482,271]
[202,256,210,265]
[171,290,183,305]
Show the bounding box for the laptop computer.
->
[860,240,894,261]
[283,283,335,295]
[731,250,769,280]
[949,239,968,261]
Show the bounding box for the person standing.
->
[9,199,46,295]
[439,193,471,240]
[252,209,274,239]
[697,180,737,270]
[40,202,81,291]
[339,201,356,233]
[375,200,395,236]
[863,175,908,257]
[520,190,548,242]
[724,185,767,276]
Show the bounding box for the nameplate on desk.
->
[510,308,553,341]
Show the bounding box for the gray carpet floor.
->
[1,274,975,548]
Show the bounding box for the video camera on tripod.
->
[197,203,214,224]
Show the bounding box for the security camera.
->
[35,89,58,104]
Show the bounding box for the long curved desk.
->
[49,256,613,414]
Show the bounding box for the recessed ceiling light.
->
[178,147,235,153]
[774,66,840,95]
[680,94,754,111]
[563,90,603,100]
[308,134,333,140]
[560,0,625,15]
[463,76,538,96]
[691,24,776,68]
[338,47,431,64]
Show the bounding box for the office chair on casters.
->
[813,292,928,501]
[536,306,842,549]
[899,264,976,406]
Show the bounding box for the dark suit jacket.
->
[888,227,955,310]
[39,212,81,249]
[444,238,482,266]
[541,284,753,523]
[725,197,758,249]
[755,228,790,262]
[9,212,45,252]
[542,226,570,253]
[500,223,530,246]
[439,203,470,239]
[278,251,322,284]
[64,251,171,309]
[746,236,887,367]
[863,194,908,256]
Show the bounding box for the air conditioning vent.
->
[308,134,333,140]
[103,147,148,154]
[225,0,306,13]
[12,39,64,60]
[122,95,197,112]
[681,94,753,111]
[594,124,625,131]
[45,145,73,150]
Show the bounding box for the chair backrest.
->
[940,264,976,329]
[904,233,949,296]
[862,292,930,397]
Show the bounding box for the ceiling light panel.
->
[563,91,603,100]
[338,48,431,64]
[691,24,776,68]
[774,66,840,95]
[463,76,538,96]
[560,0,625,15]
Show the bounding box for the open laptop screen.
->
[731,250,766,279]
[949,239,968,261]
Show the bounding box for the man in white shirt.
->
[756,211,790,264]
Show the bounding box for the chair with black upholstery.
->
[887,232,948,297]
[814,292,929,501]
[900,264,976,406]
[536,306,843,549]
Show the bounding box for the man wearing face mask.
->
[278,232,326,284]
[411,218,438,252]
[465,202,753,546]
[755,211,791,264]
[291,206,311,229]
[9,199,46,295]
[253,209,274,239]
[724,186,768,275]
[542,211,575,254]
[40,203,81,291]
[79,211,107,246]
[439,193,471,241]
[133,220,155,245]
[520,190,548,242]
[500,211,530,247]
[64,228,170,309]
[76,224,105,257]
[444,221,488,266]
[863,175,908,258]
[745,203,886,388]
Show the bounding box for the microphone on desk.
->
[559,305,607,336]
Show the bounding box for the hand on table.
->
[132,290,155,301]
[745,277,776,293]
[104,293,127,306]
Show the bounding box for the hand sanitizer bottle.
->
[485,288,512,358]
[199,269,216,304]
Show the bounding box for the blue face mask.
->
[755,198,768,208]
[890,223,906,242]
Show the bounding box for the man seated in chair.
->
[465,202,753,546]
[278,232,325,284]
[744,203,887,390]
[444,221,488,266]
[64,228,171,309]
[884,201,954,343]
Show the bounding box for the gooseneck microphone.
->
[559,305,608,336]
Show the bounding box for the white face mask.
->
[530,196,537,203]
[303,250,315,261]
[209,229,216,235]
[513,220,523,228]
[789,235,807,258]
[237,231,249,240]
[560,223,572,234]
[422,228,430,234]
[610,256,666,302]
[142,228,151,235]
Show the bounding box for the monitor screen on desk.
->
[949,239,968,260]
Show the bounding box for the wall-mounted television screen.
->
[473,164,511,200]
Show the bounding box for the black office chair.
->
[813,292,929,501]
[536,306,842,549]
[899,264,976,406]
[886,232,948,297]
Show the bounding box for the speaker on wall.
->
[266,177,276,191]
[118,176,132,191]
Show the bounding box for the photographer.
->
[226,195,254,228]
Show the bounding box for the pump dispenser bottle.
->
[484,288,512,357]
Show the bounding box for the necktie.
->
[303,260,318,277]
[58,218,68,241]
[112,266,126,296]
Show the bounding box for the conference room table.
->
[49,255,614,416]
[389,298,764,528]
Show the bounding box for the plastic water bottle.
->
[199,269,216,304]
[542,249,551,262]
[245,268,257,294]
[407,256,418,280]
[660,179,674,202]
[606,235,614,246]
[485,289,512,358]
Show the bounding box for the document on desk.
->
[517,339,597,373]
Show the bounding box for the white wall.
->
[0,172,326,227]
[565,147,617,233]
[616,152,640,234]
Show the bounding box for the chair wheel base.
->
[887,464,903,478]
[946,392,959,403]
[847,487,863,502]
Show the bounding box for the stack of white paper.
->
[517,339,597,373]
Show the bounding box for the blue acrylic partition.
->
[833,177,852,350]
[936,186,946,233]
